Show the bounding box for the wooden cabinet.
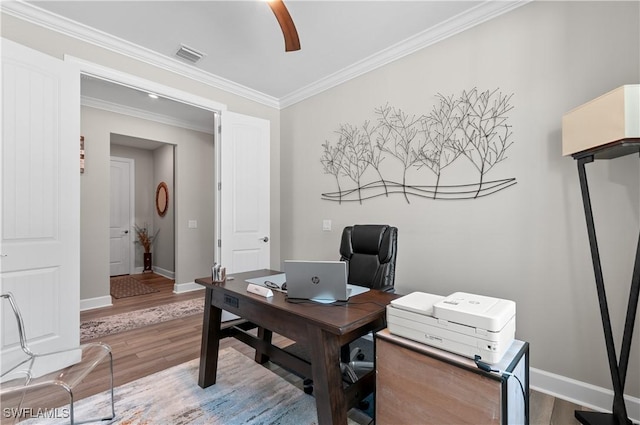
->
[375,329,529,425]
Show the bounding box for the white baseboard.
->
[173,281,205,294]
[531,367,640,423]
[80,295,112,311]
[132,266,174,279]
[152,266,174,279]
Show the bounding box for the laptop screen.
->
[283,260,349,301]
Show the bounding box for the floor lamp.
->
[562,84,640,425]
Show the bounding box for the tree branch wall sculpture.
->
[320,88,516,204]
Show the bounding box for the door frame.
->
[109,156,135,276]
[67,56,228,297]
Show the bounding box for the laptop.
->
[283,260,353,302]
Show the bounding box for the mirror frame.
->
[156,182,169,217]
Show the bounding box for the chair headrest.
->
[349,224,395,263]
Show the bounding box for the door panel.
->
[1,38,80,372]
[109,157,132,276]
[220,112,270,273]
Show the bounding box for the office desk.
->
[195,269,397,425]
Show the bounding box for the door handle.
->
[260,236,269,243]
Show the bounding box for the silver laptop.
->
[283,260,351,301]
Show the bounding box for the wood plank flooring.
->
[5,273,587,424]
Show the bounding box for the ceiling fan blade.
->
[268,0,301,52]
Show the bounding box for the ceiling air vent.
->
[175,45,204,63]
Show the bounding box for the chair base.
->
[1,294,116,425]
[69,353,115,424]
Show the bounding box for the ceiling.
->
[81,73,217,136]
[5,1,526,133]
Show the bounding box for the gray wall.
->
[154,144,176,275]
[280,1,640,397]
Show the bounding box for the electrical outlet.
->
[322,219,332,231]
[188,220,198,229]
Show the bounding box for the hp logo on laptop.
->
[311,276,320,284]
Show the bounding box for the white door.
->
[109,157,133,276]
[220,112,270,273]
[1,39,80,372]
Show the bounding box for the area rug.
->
[110,275,159,299]
[20,347,324,425]
[80,298,204,342]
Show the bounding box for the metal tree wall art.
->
[415,92,463,199]
[376,104,424,203]
[321,88,516,204]
[455,88,514,197]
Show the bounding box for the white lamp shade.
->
[562,84,640,156]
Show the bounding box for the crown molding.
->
[3,0,529,111]
[1,1,280,109]
[279,0,530,109]
[81,95,214,135]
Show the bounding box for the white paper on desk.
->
[311,285,370,303]
[245,274,287,291]
[348,284,370,297]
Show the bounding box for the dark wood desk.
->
[195,269,397,425]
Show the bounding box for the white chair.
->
[0,293,115,424]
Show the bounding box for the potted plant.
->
[134,225,159,273]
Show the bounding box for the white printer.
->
[387,291,516,364]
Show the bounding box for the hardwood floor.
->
[78,273,290,395]
[6,273,587,424]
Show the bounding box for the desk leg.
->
[198,287,222,388]
[255,327,273,364]
[308,326,347,425]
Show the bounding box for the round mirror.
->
[156,182,169,217]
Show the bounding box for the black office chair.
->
[295,224,398,395]
[339,224,397,293]
[339,225,397,380]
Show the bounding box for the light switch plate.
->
[188,220,198,229]
[322,219,332,231]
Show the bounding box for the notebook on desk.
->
[283,260,369,302]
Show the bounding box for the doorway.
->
[74,58,271,310]
[109,135,176,278]
[79,70,220,305]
